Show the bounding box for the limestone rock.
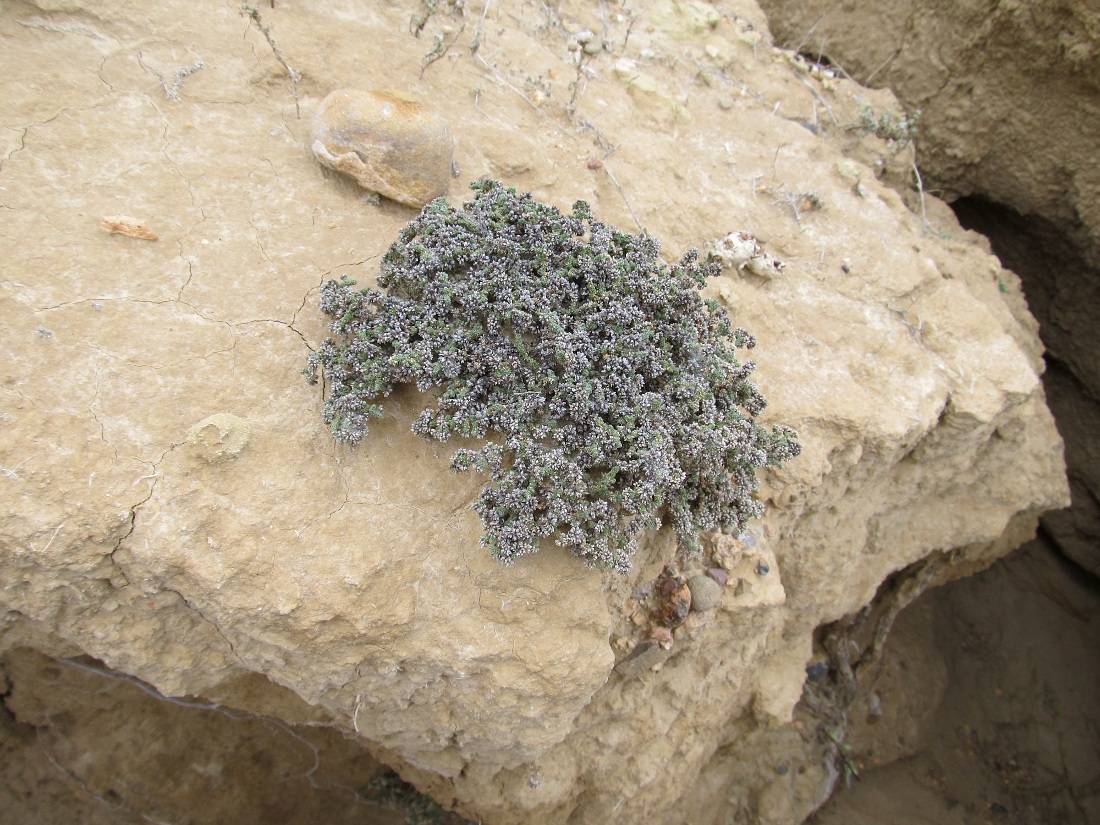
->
[310,89,453,208]
[758,0,1100,581]
[0,2,1069,825]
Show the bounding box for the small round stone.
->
[805,661,828,683]
[310,89,453,208]
[687,575,722,612]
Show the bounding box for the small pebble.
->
[867,692,883,717]
[648,626,674,648]
[706,567,728,586]
[805,661,828,683]
[660,582,692,627]
[687,575,722,612]
[835,158,861,184]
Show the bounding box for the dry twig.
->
[241,4,300,118]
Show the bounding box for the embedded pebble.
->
[187,413,252,463]
[310,89,453,208]
[687,575,722,612]
[709,231,785,279]
[658,580,692,627]
[867,692,883,717]
[614,642,671,678]
[805,661,829,683]
[836,158,862,184]
[647,626,674,648]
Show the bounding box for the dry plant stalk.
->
[240,4,301,118]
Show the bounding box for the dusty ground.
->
[812,539,1100,825]
[0,646,454,824]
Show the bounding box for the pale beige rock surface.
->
[758,0,1100,594]
[0,1,1068,824]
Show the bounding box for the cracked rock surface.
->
[0,0,1069,823]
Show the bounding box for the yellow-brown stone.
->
[310,89,453,208]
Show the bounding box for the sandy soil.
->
[813,539,1100,825]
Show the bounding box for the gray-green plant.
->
[305,179,799,572]
[855,101,921,149]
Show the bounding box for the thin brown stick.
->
[241,5,300,119]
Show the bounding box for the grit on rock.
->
[0,1,1075,824]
